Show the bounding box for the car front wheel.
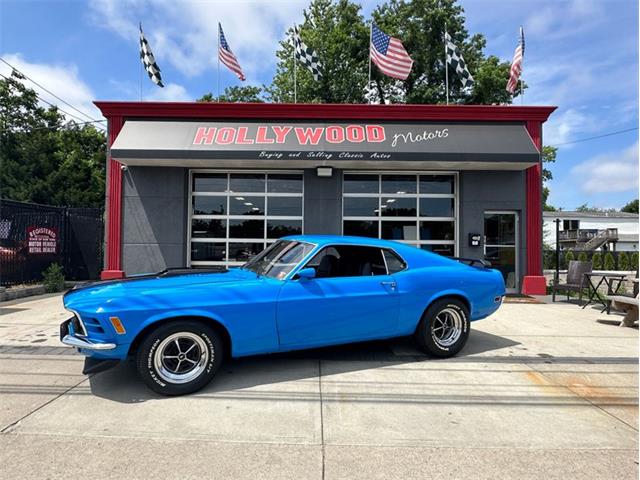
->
[415,298,470,357]
[136,320,223,396]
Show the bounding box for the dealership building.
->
[95,102,555,294]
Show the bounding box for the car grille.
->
[70,314,86,336]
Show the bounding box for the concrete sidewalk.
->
[0,294,638,479]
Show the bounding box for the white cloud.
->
[144,82,191,101]
[89,0,308,82]
[0,53,101,121]
[571,141,639,194]
[543,108,597,147]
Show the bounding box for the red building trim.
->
[101,115,125,280]
[94,102,556,284]
[521,120,547,295]
[95,101,556,122]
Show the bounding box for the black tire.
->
[415,298,470,358]
[136,320,223,396]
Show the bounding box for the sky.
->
[0,0,638,211]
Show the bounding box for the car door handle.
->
[380,281,397,289]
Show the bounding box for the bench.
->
[607,294,639,327]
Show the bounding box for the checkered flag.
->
[139,23,164,88]
[445,32,474,88]
[293,26,322,81]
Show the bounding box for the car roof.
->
[282,234,403,248]
[281,235,458,268]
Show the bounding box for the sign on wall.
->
[110,120,540,165]
[27,226,58,254]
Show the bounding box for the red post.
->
[521,120,546,295]
[101,115,125,280]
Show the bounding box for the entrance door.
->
[484,212,519,293]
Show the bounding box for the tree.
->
[197,86,265,103]
[618,252,630,271]
[267,0,518,105]
[577,251,588,262]
[575,203,617,213]
[631,252,639,271]
[267,0,370,103]
[621,199,639,214]
[592,252,602,270]
[603,252,615,271]
[542,146,557,211]
[564,249,575,268]
[0,71,106,207]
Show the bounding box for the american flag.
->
[370,24,413,80]
[506,27,525,94]
[218,23,245,81]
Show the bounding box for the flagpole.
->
[520,26,524,105]
[293,27,297,104]
[444,25,449,105]
[217,23,221,102]
[368,21,372,104]
[139,22,143,101]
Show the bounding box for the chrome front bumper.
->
[60,318,116,350]
[61,334,116,350]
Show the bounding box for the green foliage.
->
[591,252,602,270]
[603,252,615,271]
[618,252,630,271]
[577,251,588,262]
[42,263,65,292]
[564,249,575,267]
[267,0,516,105]
[631,252,639,270]
[575,203,618,213]
[621,199,639,214]
[0,71,106,207]
[197,86,265,103]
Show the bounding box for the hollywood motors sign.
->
[193,124,387,146]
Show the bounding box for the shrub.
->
[564,250,575,266]
[42,263,65,293]
[592,252,603,270]
[603,252,616,271]
[577,251,588,262]
[618,252,630,271]
[631,252,639,271]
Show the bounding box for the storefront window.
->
[190,171,304,266]
[343,173,456,256]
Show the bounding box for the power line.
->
[551,127,638,147]
[0,72,106,130]
[0,57,103,125]
[19,119,107,132]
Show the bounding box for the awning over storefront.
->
[110,120,541,170]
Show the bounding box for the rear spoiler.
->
[451,257,491,268]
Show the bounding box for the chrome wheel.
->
[153,332,210,384]
[431,308,463,347]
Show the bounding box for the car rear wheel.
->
[415,298,470,357]
[136,320,223,396]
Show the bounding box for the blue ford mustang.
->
[61,235,505,395]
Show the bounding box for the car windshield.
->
[242,240,315,279]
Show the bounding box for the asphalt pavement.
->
[0,293,637,479]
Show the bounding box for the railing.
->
[558,228,618,243]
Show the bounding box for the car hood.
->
[63,268,260,310]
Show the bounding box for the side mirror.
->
[296,267,316,280]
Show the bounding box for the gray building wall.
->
[303,169,343,235]
[458,170,528,280]
[120,167,528,282]
[122,166,188,274]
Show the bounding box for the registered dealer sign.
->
[27,226,58,254]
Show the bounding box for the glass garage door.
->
[189,171,304,266]
[342,173,457,256]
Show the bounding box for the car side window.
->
[383,249,406,274]
[305,245,387,278]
